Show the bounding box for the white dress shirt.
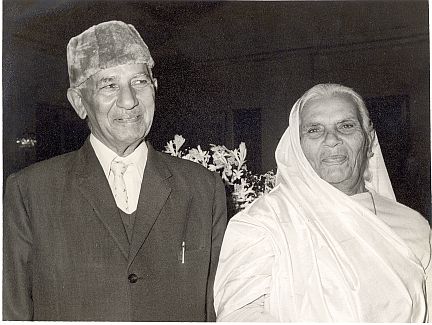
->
[90,134,148,213]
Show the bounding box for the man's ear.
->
[67,88,87,120]
[153,78,158,91]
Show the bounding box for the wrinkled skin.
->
[68,63,156,157]
[299,95,370,195]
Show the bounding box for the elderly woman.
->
[214,84,431,322]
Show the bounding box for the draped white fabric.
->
[214,99,429,322]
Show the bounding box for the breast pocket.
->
[177,243,209,264]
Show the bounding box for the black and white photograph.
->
[3,0,430,321]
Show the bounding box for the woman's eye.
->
[303,126,324,138]
[306,126,323,134]
[338,122,359,133]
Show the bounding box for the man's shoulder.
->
[151,150,228,194]
[8,150,79,183]
[154,151,216,178]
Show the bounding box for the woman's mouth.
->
[322,155,347,164]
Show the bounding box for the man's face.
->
[80,63,155,155]
[299,95,369,194]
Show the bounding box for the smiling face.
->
[299,95,370,195]
[71,63,156,156]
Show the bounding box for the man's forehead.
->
[92,64,151,82]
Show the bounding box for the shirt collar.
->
[89,134,148,179]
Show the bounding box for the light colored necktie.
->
[110,160,129,213]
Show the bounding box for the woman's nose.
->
[323,130,342,147]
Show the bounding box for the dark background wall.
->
[3,0,430,220]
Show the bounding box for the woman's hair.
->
[298,83,374,148]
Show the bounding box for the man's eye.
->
[341,123,354,129]
[133,79,150,87]
[101,84,117,90]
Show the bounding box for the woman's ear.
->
[67,88,87,120]
[367,129,376,158]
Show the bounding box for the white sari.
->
[214,99,430,322]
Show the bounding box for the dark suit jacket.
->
[3,139,227,321]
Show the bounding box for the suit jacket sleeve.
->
[206,173,227,321]
[3,174,34,320]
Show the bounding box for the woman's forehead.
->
[300,95,360,123]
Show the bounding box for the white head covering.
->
[214,86,427,322]
[267,91,425,321]
[276,97,396,200]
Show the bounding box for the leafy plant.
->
[164,135,276,212]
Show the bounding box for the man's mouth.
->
[115,115,141,123]
[321,155,347,164]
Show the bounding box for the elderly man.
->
[3,21,227,321]
[214,83,431,322]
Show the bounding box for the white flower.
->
[207,164,223,172]
[164,135,276,213]
[164,134,186,157]
[232,168,244,181]
[183,146,210,167]
[173,135,186,148]
[232,178,255,204]
[164,140,177,156]
[230,142,247,168]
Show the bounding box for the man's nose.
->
[117,85,138,110]
[323,130,342,147]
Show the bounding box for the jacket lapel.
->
[74,139,130,260]
[128,144,172,266]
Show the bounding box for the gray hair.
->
[298,83,374,148]
[298,83,375,182]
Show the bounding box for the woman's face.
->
[299,95,370,195]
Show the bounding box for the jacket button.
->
[128,273,138,283]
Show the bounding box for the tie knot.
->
[111,160,128,176]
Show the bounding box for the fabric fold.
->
[214,95,429,322]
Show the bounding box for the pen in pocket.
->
[181,241,185,264]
